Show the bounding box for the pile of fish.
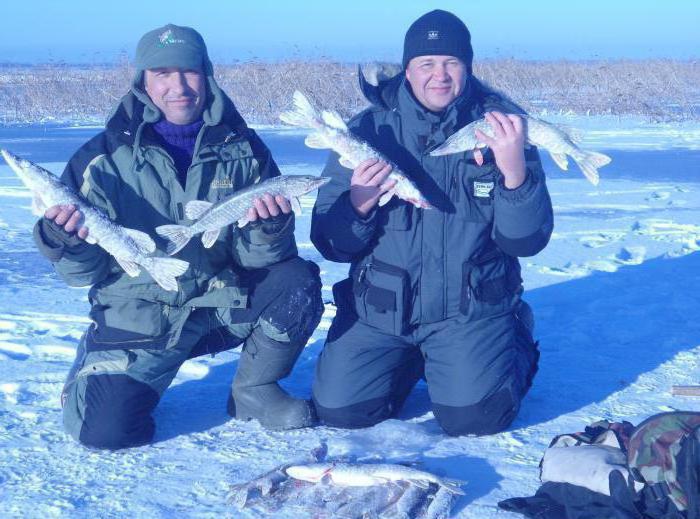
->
[280,90,432,209]
[429,115,611,186]
[229,445,464,518]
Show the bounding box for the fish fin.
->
[410,479,431,490]
[185,200,213,220]
[549,152,569,171]
[557,124,584,143]
[321,110,348,131]
[279,90,320,128]
[291,197,302,216]
[31,194,47,216]
[574,150,611,186]
[84,234,98,245]
[123,228,156,254]
[140,257,189,292]
[237,216,250,228]
[378,189,395,206]
[155,224,193,256]
[201,228,221,248]
[338,156,355,169]
[115,257,141,277]
[441,478,467,495]
[304,133,328,149]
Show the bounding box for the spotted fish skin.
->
[285,462,466,495]
[1,148,189,291]
[429,114,611,185]
[279,90,432,209]
[156,174,330,256]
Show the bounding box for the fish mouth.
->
[311,177,331,189]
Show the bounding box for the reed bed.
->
[0,59,697,125]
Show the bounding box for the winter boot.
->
[227,327,316,430]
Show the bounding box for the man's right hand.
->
[44,205,90,240]
[349,158,397,218]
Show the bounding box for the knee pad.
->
[433,387,519,437]
[312,395,394,429]
[261,261,323,345]
[77,374,159,450]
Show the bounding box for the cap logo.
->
[159,29,186,47]
[427,30,439,40]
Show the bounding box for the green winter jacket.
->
[311,74,553,334]
[42,79,296,350]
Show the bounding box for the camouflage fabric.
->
[627,411,700,511]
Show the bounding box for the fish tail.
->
[155,224,194,255]
[573,150,611,186]
[141,257,190,292]
[279,90,322,129]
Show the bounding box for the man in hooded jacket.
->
[311,10,553,436]
[33,24,323,449]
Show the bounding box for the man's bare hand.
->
[44,205,89,240]
[474,111,527,189]
[349,158,397,218]
[246,193,293,223]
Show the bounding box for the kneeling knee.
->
[313,395,393,429]
[433,388,519,437]
[73,374,159,450]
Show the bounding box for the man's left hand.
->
[246,193,292,222]
[474,111,527,189]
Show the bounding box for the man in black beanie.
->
[32,24,323,449]
[311,10,553,436]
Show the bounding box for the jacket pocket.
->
[378,198,412,230]
[460,249,522,321]
[454,160,498,222]
[353,258,409,335]
[87,297,170,350]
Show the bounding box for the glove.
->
[33,217,87,262]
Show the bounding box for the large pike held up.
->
[1,149,189,291]
[279,90,432,209]
[429,115,611,185]
[156,174,330,256]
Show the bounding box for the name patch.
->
[473,181,495,198]
[211,178,234,189]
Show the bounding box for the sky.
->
[1,0,698,64]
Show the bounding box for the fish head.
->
[1,148,43,189]
[285,463,333,483]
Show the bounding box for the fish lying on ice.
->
[429,115,611,185]
[285,462,466,495]
[279,90,432,209]
[156,174,330,256]
[1,149,189,291]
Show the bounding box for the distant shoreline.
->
[0,59,697,125]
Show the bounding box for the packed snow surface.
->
[0,117,699,518]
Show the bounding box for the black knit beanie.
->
[402,10,473,73]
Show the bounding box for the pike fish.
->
[156,174,330,256]
[429,115,612,185]
[1,149,189,291]
[285,462,466,495]
[279,90,432,209]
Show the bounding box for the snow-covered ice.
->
[0,118,699,518]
